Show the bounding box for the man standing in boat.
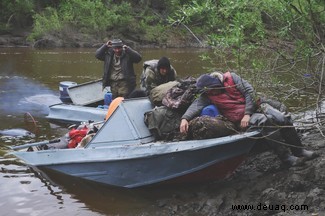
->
[95,39,142,99]
[140,57,177,95]
[180,71,318,167]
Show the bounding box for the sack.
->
[149,81,179,106]
[187,116,236,140]
[144,106,182,140]
[162,77,197,111]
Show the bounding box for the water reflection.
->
[30,167,208,215]
[0,156,204,215]
[0,157,100,215]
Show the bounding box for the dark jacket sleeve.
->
[181,95,210,121]
[125,47,142,63]
[95,44,109,61]
[231,72,258,115]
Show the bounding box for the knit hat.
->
[111,39,123,48]
[196,74,223,89]
[157,57,171,71]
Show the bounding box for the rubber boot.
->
[279,127,304,156]
[280,128,318,160]
[284,155,305,167]
[295,149,318,160]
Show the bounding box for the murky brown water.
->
[0,47,218,215]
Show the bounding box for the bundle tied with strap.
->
[162,77,198,111]
[187,116,237,140]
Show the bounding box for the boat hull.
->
[11,98,260,188]
[47,103,107,124]
[33,136,254,188]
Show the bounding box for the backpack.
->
[144,106,182,141]
[140,59,158,91]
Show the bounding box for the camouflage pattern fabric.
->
[110,80,134,98]
[187,116,237,140]
[162,77,198,111]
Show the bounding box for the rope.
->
[225,123,306,149]
[24,112,39,135]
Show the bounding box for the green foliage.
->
[169,0,219,30]
[136,11,168,43]
[28,7,61,40]
[28,0,135,40]
[169,0,325,101]
[59,0,133,33]
[0,0,35,31]
[143,22,168,43]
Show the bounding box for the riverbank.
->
[0,28,206,49]
[141,124,325,216]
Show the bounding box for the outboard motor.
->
[59,81,77,103]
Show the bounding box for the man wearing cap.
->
[95,39,142,98]
[140,57,177,95]
[180,71,317,166]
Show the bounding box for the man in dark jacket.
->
[180,72,317,166]
[140,57,177,95]
[95,39,142,99]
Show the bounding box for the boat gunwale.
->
[9,130,260,166]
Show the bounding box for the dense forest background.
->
[0,0,324,110]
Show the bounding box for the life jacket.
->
[208,72,246,123]
[68,126,89,148]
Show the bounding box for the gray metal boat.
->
[10,98,260,188]
[46,79,109,124]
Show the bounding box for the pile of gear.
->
[144,77,237,141]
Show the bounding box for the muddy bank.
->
[0,29,205,49]
[140,126,325,216]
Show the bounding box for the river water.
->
[0,47,219,216]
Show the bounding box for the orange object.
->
[105,97,124,120]
[68,126,89,148]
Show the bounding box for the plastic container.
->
[104,92,113,106]
[97,105,109,109]
[200,104,220,117]
[59,81,77,103]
